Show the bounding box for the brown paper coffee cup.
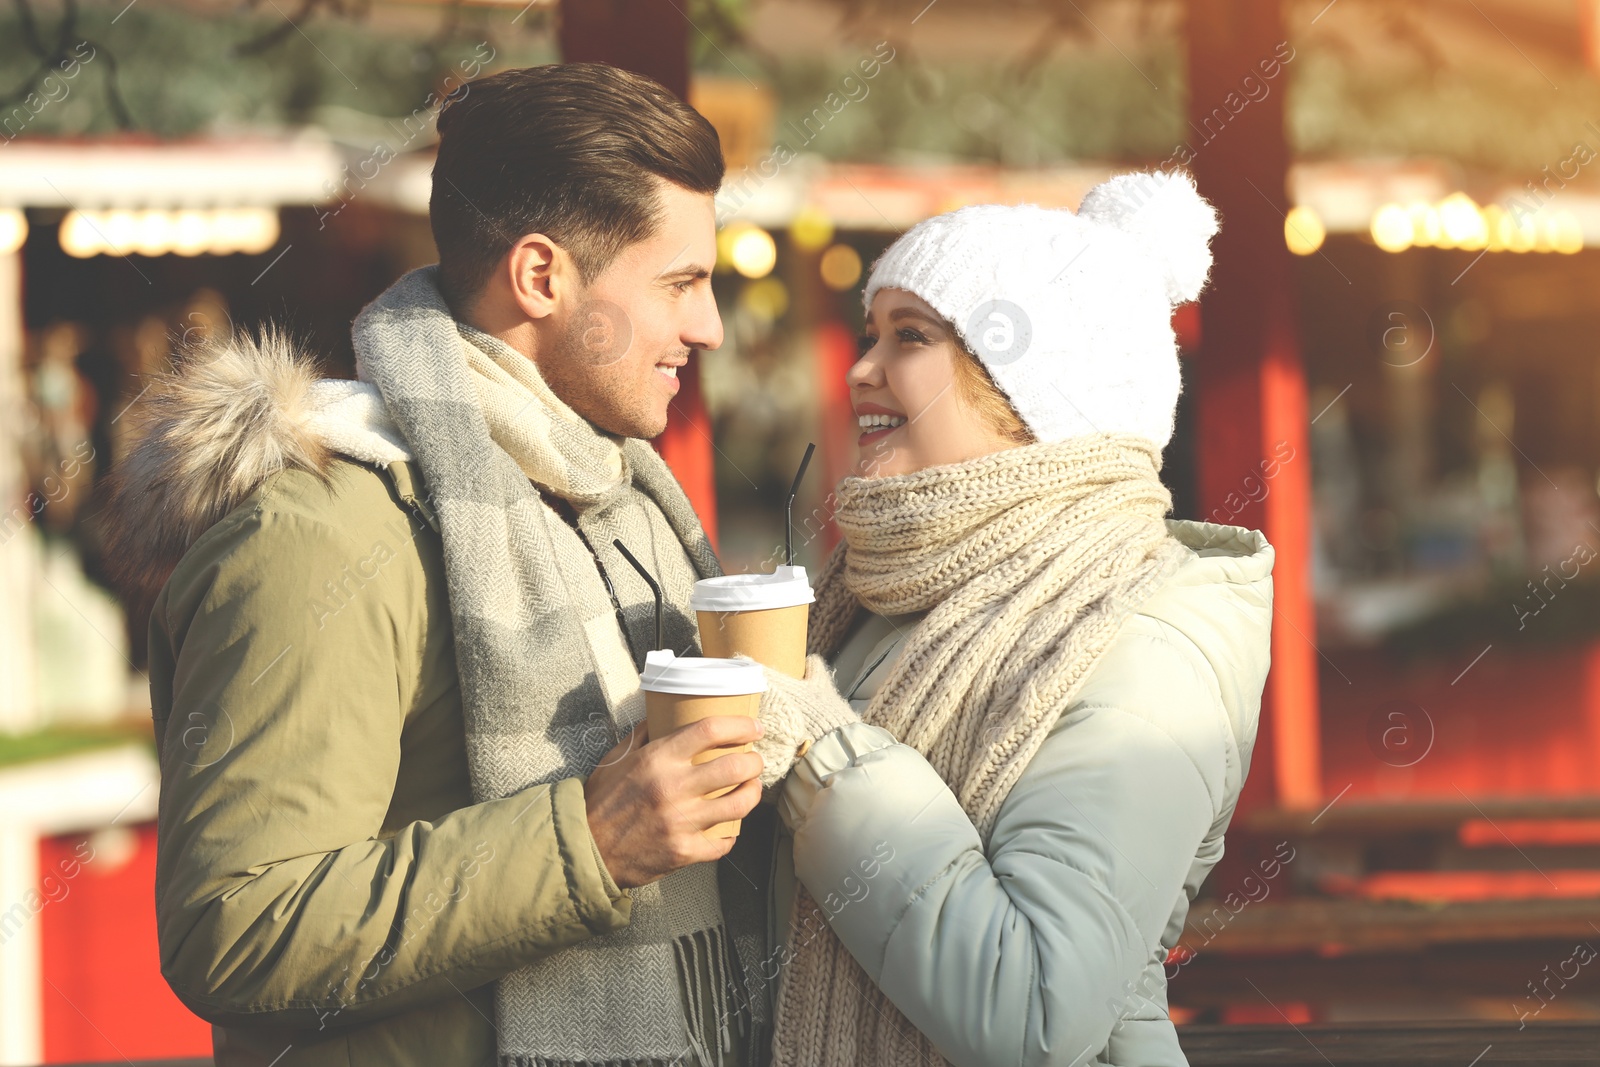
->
[691,566,815,679]
[639,652,767,839]
[697,604,809,679]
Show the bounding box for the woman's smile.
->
[856,401,907,445]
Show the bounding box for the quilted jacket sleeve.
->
[778,622,1229,1067]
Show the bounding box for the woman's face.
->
[848,288,1021,477]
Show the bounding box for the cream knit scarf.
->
[770,432,1190,1067]
[351,267,762,1067]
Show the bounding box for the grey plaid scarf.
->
[351,266,767,1066]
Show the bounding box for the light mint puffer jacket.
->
[776,519,1274,1067]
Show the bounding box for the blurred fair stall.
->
[0,745,156,1065]
[0,136,355,1064]
[0,138,345,735]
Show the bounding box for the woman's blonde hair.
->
[951,340,1034,445]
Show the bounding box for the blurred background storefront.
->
[4,0,1600,1062]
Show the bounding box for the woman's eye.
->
[897,328,927,345]
[856,334,877,357]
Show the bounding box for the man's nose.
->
[684,289,723,351]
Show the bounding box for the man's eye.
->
[856,334,877,357]
[673,279,696,293]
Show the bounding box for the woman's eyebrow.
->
[887,307,945,330]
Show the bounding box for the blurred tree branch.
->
[233,0,375,57]
[2,0,133,128]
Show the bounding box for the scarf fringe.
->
[504,925,741,1067]
[672,924,737,1067]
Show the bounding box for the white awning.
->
[0,137,346,210]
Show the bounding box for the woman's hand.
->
[751,653,860,790]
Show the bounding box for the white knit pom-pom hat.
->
[861,169,1220,449]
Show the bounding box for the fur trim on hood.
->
[101,330,407,612]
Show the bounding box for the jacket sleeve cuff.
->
[778,721,899,833]
[550,776,631,934]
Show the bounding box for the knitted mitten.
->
[749,653,860,789]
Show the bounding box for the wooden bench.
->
[61,1024,1600,1067]
[1179,896,1600,953]
[43,1023,1600,1066]
[1250,798,1600,841]
[1168,896,1600,1007]
[1178,1020,1600,1065]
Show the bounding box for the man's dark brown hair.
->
[430,62,725,313]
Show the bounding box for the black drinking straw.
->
[612,538,664,651]
[786,442,816,567]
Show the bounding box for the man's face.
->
[539,180,723,440]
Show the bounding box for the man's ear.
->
[504,233,571,321]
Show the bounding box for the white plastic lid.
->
[639,649,768,696]
[690,565,815,612]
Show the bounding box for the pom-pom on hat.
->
[861,169,1219,449]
